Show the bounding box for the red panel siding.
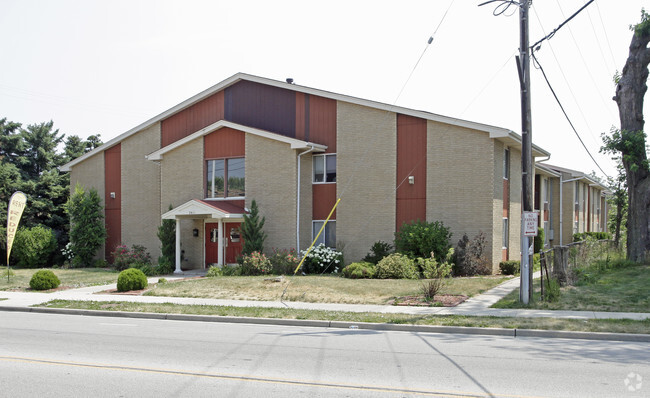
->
[396,114,426,231]
[308,95,337,152]
[204,127,245,159]
[104,144,121,260]
[295,92,306,141]
[503,179,510,217]
[313,184,337,220]
[161,91,225,147]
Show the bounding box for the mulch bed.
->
[391,294,468,307]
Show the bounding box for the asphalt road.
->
[0,311,648,397]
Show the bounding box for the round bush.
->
[342,262,376,279]
[12,226,58,268]
[29,270,61,291]
[117,268,148,292]
[376,253,419,279]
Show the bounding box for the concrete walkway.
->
[1,272,649,321]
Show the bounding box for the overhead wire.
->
[531,51,610,178]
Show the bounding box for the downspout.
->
[297,145,316,252]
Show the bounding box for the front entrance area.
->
[205,222,243,265]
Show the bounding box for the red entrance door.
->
[225,222,243,264]
[205,223,220,265]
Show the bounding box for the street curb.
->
[3,305,649,342]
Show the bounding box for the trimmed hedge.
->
[499,260,520,275]
[29,270,61,291]
[117,268,148,292]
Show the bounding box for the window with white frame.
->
[502,218,509,249]
[206,158,245,198]
[312,220,336,248]
[313,154,336,183]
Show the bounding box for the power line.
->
[531,51,610,178]
[530,0,595,51]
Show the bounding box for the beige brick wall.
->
[492,141,505,270]
[426,121,496,267]
[336,102,396,263]
[69,152,106,259]
[160,138,204,268]
[121,123,161,259]
[246,134,298,252]
[509,147,522,260]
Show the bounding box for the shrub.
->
[394,220,451,261]
[221,264,242,276]
[157,278,168,284]
[268,248,299,275]
[376,253,419,279]
[11,225,58,268]
[416,254,452,279]
[342,262,376,279]
[29,270,61,290]
[240,251,272,276]
[117,268,148,292]
[154,261,174,276]
[499,260,520,275]
[206,266,223,277]
[362,241,393,265]
[112,244,152,271]
[130,262,155,276]
[453,232,492,276]
[573,232,612,242]
[300,244,343,274]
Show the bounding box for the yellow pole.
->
[292,198,341,275]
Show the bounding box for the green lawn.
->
[492,264,650,313]
[38,299,650,335]
[0,267,119,291]
[144,275,511,304]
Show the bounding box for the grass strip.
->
[36,299,650,335]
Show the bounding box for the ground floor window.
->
[502,218,508,249]
[312,220,336,248]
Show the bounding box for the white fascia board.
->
[146,120,326,161]
[534,163,561,177]
[489,129,551,158]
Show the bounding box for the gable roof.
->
[61,72,550,171]
[539,163,609,192]
[162,199,247,220]
[145,120,326,162]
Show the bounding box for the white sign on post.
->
[523,212,538,236]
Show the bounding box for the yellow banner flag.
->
[7,191,27,265]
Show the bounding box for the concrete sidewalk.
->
[1,273,649,321]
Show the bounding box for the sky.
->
[1,0,648,181]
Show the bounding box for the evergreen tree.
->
[241,199,267,255]
[157,204,176,265]
[65,184,106,267]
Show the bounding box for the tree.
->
[157,204,176,265]
[602,9,650,262]
[65,184,106,267]
[241,199,267,255]
[607,158,628,247]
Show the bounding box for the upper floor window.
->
[313,154,336,183]
[503,148,510,180]
[206,157,245,198]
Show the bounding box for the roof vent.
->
[286,78,294,84]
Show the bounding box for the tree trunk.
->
[613,19,650,262]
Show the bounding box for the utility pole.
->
[516,0,533,304]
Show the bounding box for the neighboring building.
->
[535,164,609,247]
[61,73,551,273]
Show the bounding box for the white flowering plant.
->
[300,243,343,274]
